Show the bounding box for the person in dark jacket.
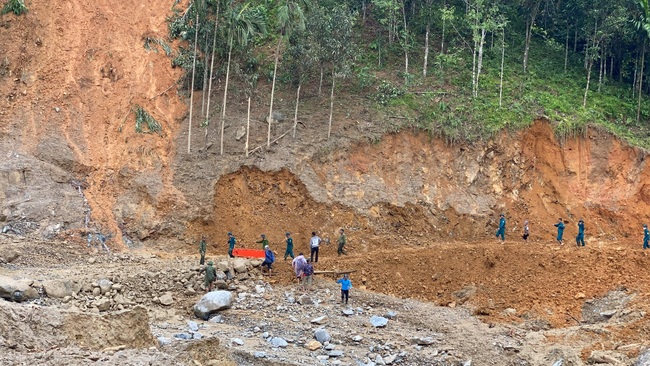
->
[576,219,585,247]
[554,218,565,245]
[227,232,236,258]
[495,214,506,241]
[644,224,649,250]
[522,220,530,242]
[262,245,275,275]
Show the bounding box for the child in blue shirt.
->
[336,274,352,304]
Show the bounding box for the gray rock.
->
[261,332,270,339]
[43,279,78,299]
[328,350,344,357]
[194,291,233,319]
[188,320,199,332]
[412,337,435,345]
[159,292,174,306]
[208,315,223,323]
[174,333,192,340]
[192,332,203,339]
[235,125,246,141]
[157,337,172,346]
[461,360,471,366]
[254,351,266,358]
[0,276,38,302]
[637,350,650,366]
[370,315,389,328]
[352,335,363,342]
[552,360,564,366]
[233,258,248,273]
[314,328,331,343]
[270,337,288,348]
[311,315,328,325]
[93,298,111,312]
[214,280,228,289]
[385,310,398,319]
[385,354,399,364]
[97,279,113,295]
[325,344,336,350]
[232,338,244,346]
[342,309,355,316]
[375,355,386,365]
[297,295,313,305]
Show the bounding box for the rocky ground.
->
[2,234,650,366]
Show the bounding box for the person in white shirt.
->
[310,231,323,263]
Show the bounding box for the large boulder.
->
[97,279,113,295]
[43,280,79,299]
[194,291,233,320]
[232,258,248,273]
[0,276,38,302]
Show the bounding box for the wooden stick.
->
[248,128,293,155]
[150,84,175,100]
[117,97,134,132]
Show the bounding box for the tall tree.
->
[219,2,266,155]
[267,0,310,148]
[187,0,207,155]
[285,28,314,138]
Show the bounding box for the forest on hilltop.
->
[8,0,650,147]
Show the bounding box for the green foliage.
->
[1,0,27,15]
[373,80,404,106]
[143,37,172,56]
[134,106,162,134]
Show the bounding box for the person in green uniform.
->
[337,228,347,256]
[199,235,207,265]
[227,232,236,258]
[256,234,269,249]
[204,260,217,292]
[284,232,295,260]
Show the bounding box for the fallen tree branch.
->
[117,97,134,132]
[150,84,175,100]
[248,128,293,155]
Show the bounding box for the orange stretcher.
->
[232,248,265,259]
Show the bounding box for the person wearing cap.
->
[284,232,295,260]
[554,218,565,245]
[204,260,217,292]
[199,235,207,265]
[256,234,269,249]
[336,273,352,304]
[522,220,530,242]
[495,214,506,241]
[644,224,649,250]
[576,219,585,247]
[262,245,275,275]
[310,231,323,263]
[227,232,236,258]
[337,228,347,256]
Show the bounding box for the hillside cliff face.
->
[1,2,648,248]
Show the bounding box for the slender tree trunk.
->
[268,36,282,148]
[475,27,487,98]
[402,0,408,81]
[523,2,539,73]
[634,55,638,98]
[583,58,592,108]
[328,70,336,140]
[293,83,301,138]
[638,39,646,123]
[362,0,366,24]
[205,5,220,147]
[441,3,446,54]
[472,35,478,97]
[187,11,200,155]
[245,96,251,157]
[598,48,603,92]
[573,27,577,52]
[220,36,234,156]
[499,28,505,108]
[564,25,569,72]
[201,31,209,117]
[423,22,429,77]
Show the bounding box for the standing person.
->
[292,252,307,280]
[301,259,314,291]
[284,232,295,260]
[310,231,323,263]
[554,218,565,245]
[496,214,506,241]
[199,235,207,265]
[227,232,236,258]
[576,219,586,247]
[522,220,530,242]
[204,261,217,292]
[337,229,347,256]
[256,234,269,249]
[644,224,650,250]
[262,245,275,276]
[336,273,352,304]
